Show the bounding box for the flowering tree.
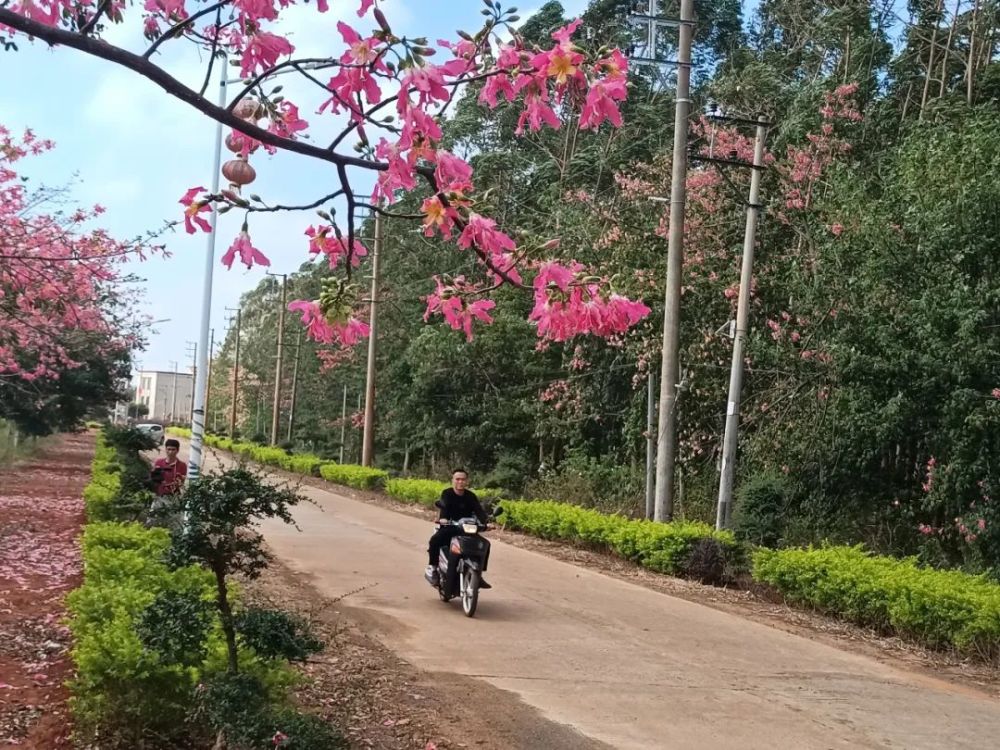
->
[0,0,649,345]
[0,126,153,434]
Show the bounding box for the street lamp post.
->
[188,59,330,483]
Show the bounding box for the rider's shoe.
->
[479,577,492,589]
[425,565,439,584]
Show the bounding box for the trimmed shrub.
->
[499,500,742,580]
[319,462,388,490]
[67,520,215,744]
[752,545,1000,656]
[385,478,504,507]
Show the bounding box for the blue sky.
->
[1,0,588,377]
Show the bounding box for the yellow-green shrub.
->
[83,435,122,521]
[68,521,214,742]
[499,500,741,577]
[385,478,504,507]
[318,462,388,490]
[752,545,1000,655]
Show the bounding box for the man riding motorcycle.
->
[425,468,492,589]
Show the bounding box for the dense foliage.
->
[204,0,1000,577]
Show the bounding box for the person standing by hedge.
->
[151,439,187,496]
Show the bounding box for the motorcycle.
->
[424,506,500,617]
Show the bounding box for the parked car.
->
[136,423,165,446]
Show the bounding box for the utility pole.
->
[339,384,347,464]
[716,116,769,530]
[205,328,215,434]
[227,307,242,437]
[169,360,179,424]
[652,0,695,522]
[185,341,197,425]
[287,328,302,442]
[267,273,287,445]
[645,371,656,520]
[356,392,362,464]
[362,211,383,467]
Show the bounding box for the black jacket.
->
[436,488,489,524]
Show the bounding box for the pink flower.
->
[435,150,473,191]
[978,518,987,531]
[580,80,625,130]
[179,186,212,234]
[830,222,844,236]
[239,32,294,77]
[423,277,496,341]
[305,225,367,268]
[221,231,270,269]
[268,101,308,140]
[992,388,1000,399]
[288,300,370,346]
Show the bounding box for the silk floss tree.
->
[0,0,651,346]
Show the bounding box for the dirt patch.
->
[0,431,92,748]
[248,559,612,750]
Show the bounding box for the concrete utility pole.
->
[361,212,383,467]
[267,273,287,445]
[652,0,695,522]
[645,371,657,520]
[169,360,179,423]
[188,57,227,483]
[205,328,215,432]
[227,307,242,437]
[356,392,362,463]
[716,116,769,530]
[185,341,198,425]
[339,384,348,464]
[287,328,302,442]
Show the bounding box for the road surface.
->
[189,445,1000,749]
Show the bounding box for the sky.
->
[1,0,589,378]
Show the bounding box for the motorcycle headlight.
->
[462,523,478,534]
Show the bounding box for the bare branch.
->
[79,0,113,35]
[0,8,429,180]
[143,0,230,59]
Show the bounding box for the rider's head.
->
[451,468,469,493]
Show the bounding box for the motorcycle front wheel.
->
[461,568,480,617]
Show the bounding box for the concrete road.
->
[190,446,1000,749]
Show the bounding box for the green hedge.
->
[499,500,740,577]
[82,434,121,521]
[67,520,215,740]
[319,462,388,490]
[167,429,325,477]
[753,545,1000,656]
[385,478,505,507]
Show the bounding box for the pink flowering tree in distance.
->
[0,126,153,386]
[0,0,650,345]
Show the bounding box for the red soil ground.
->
[0,431,91,748]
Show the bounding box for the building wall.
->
[136,370,194,422]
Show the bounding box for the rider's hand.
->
[437,518,449,525]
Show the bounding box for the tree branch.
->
[79,0,113,35]
[143,0,230,59]
[0,9,418,179]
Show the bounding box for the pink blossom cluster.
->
[423,275,496,342]
[538,378,583,417]
[0,126,140,381]
[528,262,651,342]
[287,299,370,346]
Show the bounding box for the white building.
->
[135,369,194,423]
